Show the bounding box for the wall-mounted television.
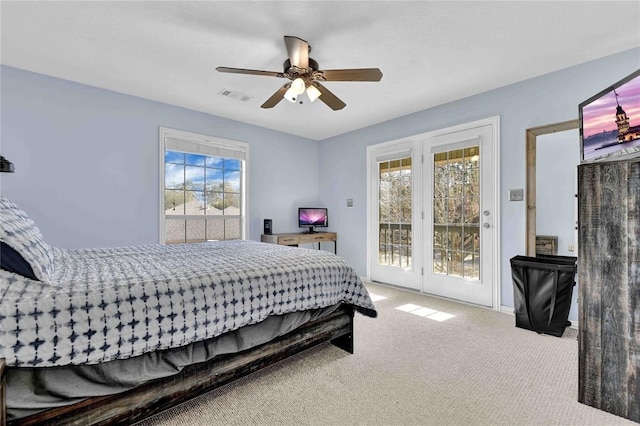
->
[580,68,640,163]
[298,207,328,234]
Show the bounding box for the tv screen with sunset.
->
[580,69,640,163]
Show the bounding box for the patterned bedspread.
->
[0,240,376,367]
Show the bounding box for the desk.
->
[261,232,337,254]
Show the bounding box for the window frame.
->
[158,127,249,244]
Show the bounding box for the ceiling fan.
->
[216,35,383,111]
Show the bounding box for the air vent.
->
[218,89,252,102]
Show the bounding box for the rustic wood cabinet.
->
[577,158,639,422]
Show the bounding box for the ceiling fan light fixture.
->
[217,35,382,110]
[290,77,306,95]
[306,85,322,103]
[284,87,297,102]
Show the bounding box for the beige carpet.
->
[138,282,636,426]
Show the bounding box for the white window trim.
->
[158,127,250,243]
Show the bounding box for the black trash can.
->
[510,255,577,337]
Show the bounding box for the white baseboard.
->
[500,305,514,315]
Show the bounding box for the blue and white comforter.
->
[0,240,376,367]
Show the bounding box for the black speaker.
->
[264,219,272,234]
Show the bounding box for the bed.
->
[0,197,377,425]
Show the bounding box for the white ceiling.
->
[1,1,639,141]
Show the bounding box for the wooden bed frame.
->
[0,305,355,426]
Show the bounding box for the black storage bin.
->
[510,255,577,337]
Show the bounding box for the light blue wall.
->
[319,47,640,310]
[0,65,319,248]
[2,47,638,312]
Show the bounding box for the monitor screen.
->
[298,207,328,229]
[579,69,640,163]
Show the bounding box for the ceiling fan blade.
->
[261,83,291,109]
[216,67,285,78]
[313,82,346,111]
[284,35,309,70]
[316,68,383,82]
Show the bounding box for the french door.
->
[368,139,423,289]
[423,123,496,307]
[368,118,499,308]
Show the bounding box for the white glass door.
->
[368,140,422,289]
[423,123,496,307]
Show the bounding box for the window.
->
[159,128,248,244]
[378,156,412,268]
[432,146,480,279]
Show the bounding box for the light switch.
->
[509,189,524,201]
[347,198,354,207]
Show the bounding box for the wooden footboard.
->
[1,305,354,426]
[1,358,5,426]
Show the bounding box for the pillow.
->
[0,197,54,282]
[1,241,38,280]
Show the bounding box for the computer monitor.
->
[298,207,328,234]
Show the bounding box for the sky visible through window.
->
[165,151,240,205]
